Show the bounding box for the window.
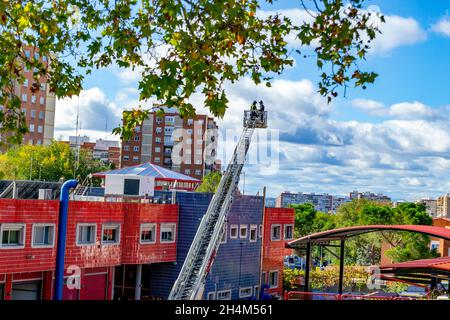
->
[220,223,227,244]
[124,145,130,151]
[186,138,192,145]
[32,224,55,247]
[269,271,279,288]
[185,148,191,155]
[34,52,39,60]
[198,119,204,125]
[239,287,252,298]
[0,224,25,248]
[134,136,140,141]
[42,55,47,62]
[39,111,44,119]
[207,292,215,300]
[37,125,43,133]
[29,124,35,132]
[196,149,202,155]
[31,95,36,103]
[135,126,141,132]
[37,139,42,145]
[25,50,30,58]
[76,224,96,245]
[239,225,248,239]
[259,224,263,238]
[39,97,45,105]
[123,155,129,161]
[197,129,203,135]
[155,137,161,144]
[196,139,203,145]
[284,224,294,240]
[184,169,191,175]
[164,127,173,134]
[155,127,162,134]
[23,79,29,87]
[21,93,27,102]
[156,117,162,124]
[154,157,160,163]
[184,158,191,165]
[133,156,139,162]
[160,223,176,243]
[271,224,281,241]
[230,225,238,239]
[155,147,161,153]
[133,146,140,152]
[249,225,257,242]
[165,116,175,123]
[186,129,193,135]
[102,224,120,244]
[217,290,231,300]
[30,109,36,118]
[195,169,201,176]
[187,119,193,126]
[261,272,267,285]
[22,108,27,115]
[140,224,156,244]
[40,83,46,91]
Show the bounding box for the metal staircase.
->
[168,104,267,300]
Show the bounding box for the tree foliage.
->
[0,0,383,144]
[0,140,111,182]
[195,171,222,193]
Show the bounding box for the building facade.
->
[66,136,120,167]
[436,194,450,219]
[120,107,219,179]
[349,190,391,203]
[1,46,55,147]
[275,192,333,213]
[416,198,438,218]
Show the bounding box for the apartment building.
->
[349,190,391,203]
[65,136,120,167]
[437,194,450,219]
[120,107,219,179]
[416,198,438,218]
[275,192,333,213]
[1,46,56,147]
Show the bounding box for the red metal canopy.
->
[381,256,450,273]
[287,224,450,249]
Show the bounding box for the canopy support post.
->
[304,240,311,293]
[338,239,345,295]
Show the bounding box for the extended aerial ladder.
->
[168,103,268,300]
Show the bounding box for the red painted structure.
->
[0,199,178,300]
[261,207,295,298]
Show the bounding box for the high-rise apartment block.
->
[120,107,219,179]
[275,191,333,213]
[65,136,120,167]
[1,46,55,146]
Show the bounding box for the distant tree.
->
[0,141,111,182]
[196,171,222,193]
[0,0,383,143]
[291,203,318,238]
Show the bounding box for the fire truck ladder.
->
[168,106,267,300]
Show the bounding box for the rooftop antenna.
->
[73,96,80,178]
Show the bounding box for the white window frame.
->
[239,287,253,298]
[0,224,26,249]
[259,224,263,238]
[284,224,294,240]
[76,223,97,246]
[155,147,161,153]
[271,224,281,241]
[123,155,129,161]
[249,224,257,242]
[101,224,121,245]
[37,125,43,133]
[207,292,215,300]
[31,223,55,248]
[160,223,176,243]
[184,169,191,175]
[239,225,248,239]
[140,223,156,244]
[132,156,139,162]
[133,146,140,152]
[230,224,238,239]
[124,145,130,151]
[269,270,279,288]
[21,93,27,102]
[29,124,35,132]
[216,289,231,300]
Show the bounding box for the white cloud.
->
[369,15,427,55]
[351,99,437,120]
[431,16,450,37]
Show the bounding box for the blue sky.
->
[55,1,450,201]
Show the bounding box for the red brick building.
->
[261,207,295,298]
[0,199,178,300]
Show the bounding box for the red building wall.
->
[121,203,178,264]
[0,199,179,300]
[261,207,295,298]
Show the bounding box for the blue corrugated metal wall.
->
[147,191,264,300]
